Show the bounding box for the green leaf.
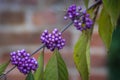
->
[108,18,120,80]
[0,61,10,75]
[74,31,90,80]
[98,7,114,49]
[44,49,68,80]
[87,7,94,19]
[26,72,34,80]
[102,0,120,26]
[34,52,44,80]
[83,0,89,8]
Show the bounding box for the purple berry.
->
[64,16,68,20]
[40,28,65,51]
[10,49,38,75]
[64,4,93,31]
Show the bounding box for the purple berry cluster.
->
[10,49,38,74]
[64,4,93,31]
[40,28,65,51]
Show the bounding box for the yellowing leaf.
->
[74,31,90,80]
[83,0,89,8]
[98,7,114,49]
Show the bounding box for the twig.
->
[90,4,100,35]
[88,0,102,10]
[0,66,16,79]
[5,66,16,75]
[60,21,73,33]
[31,44,45,56]
[0,74,6,80]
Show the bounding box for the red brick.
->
[90,73,107,80]
[7,68,26,80]
[91,54,106,68]
[77,72,107,80]
[0,11,25,25]
[0,32,41,46]
[34,51,52,65]
[0,30,72,47]
[62,31,72,47]
[91,32,104,47]
[0,52,10,63]
[21,0,37,5]
[32,11,57,26]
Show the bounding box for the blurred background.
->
[0,0,107,80]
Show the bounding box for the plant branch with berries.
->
[1,0,119,80]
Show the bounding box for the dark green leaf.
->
[34,52,44,80]
[44,49,68,80]
[0,61,10,75]
[98,7,114,49]
[74,31,90,80]
[102,0,120,26]
[26,72,34,80]
[83,0,89,8]
[108,18,120,80]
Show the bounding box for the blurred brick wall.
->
[0,0,107,80]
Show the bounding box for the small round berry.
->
[64,16,68,20]
[40,28,65,51]
[10,49,38,75]
[64,4,93,31]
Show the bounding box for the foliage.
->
[26,72,34,80]
[74,31,90,80]
[1,0,120,80]
[108,18,120,80]
[0,61,10,75]
[34,51,44,80]
[44,49,68,80]
[98,7,114,49]
[102,0,120,26]
[83,0,89,8]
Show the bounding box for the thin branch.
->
[5,66,16,75]
[0,0,102,79]
[0,66,16,79]
[0,74,6,80]
[93,6,100,24]
[88,0,102,10]
[90,5,100,35]
[60,21,73,33]
[31,44,45,56]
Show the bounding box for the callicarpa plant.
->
[0,0,120,80]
